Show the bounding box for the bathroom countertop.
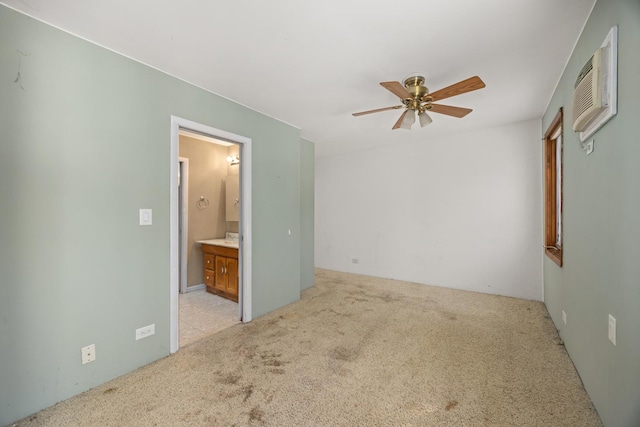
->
[197,238,239,249]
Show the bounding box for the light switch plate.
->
[139,209,152,226]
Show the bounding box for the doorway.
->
[170,116,253,353]
[178,135,239,346]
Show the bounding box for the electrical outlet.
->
[81,344,96,365]
[608,314,616,346]
[562,310,567,325]
[136,324,155,340]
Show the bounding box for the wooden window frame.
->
[544,108,563,267]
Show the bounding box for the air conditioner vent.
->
[571,26,617,142]
[572,49,602,132]
[575,55,594,89]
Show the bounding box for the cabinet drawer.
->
[204,269,215,286]
[204,254,215,270]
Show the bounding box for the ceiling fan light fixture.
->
[352,75,485,130]
[400,110,415,129]
[418,111,433,127]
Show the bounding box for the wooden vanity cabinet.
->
[201,244,238,302]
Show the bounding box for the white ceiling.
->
[2,0,595,157]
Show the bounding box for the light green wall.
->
[300,138,315,291]
[250,121,302,318]
[0,6,313,424]
[542,1,640,426]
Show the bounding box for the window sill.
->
[545,247,563,267]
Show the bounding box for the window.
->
[544,108,563,266]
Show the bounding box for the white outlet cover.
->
[136,324,156,340]
[562,310,567,325]
[81,344,96,364]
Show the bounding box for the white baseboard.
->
[185,284,205,293]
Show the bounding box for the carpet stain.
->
[319,308,353,317]
[382,294,401,302]
[260,351,282,359]
[331,346,357,362]
[182,409,203,421]
[249,406,265,422]
[437,310,460,321]
[223,384,255,401]
[445,400,459,411]
[345,296,370,303]
[279,312,301,320]
[263,390,276,403]
[267,329,288,339]
[243,385,254,402]
[259,349,287,367]
[238,344,258,359]
[269,368,285,375]
[357,291,400,303]
[218,374,242,385]
[103,387,117,394]
[262,317,280,327]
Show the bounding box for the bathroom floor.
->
[179,288,240,347]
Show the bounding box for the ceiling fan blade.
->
[428,76,485,102]
[392,109,410,130]
[428,104,473,118]
[352,105,404,116]
[380,81,411,99]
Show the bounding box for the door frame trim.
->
[178,157,189,294]
[170,116,253,353]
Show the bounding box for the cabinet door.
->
[225,257,238,298]
[215,256,227,291]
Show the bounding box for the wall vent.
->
[571,26,617,142]
[572,49,602,131]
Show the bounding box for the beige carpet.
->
[14,269,601,426]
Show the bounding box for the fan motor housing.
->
[404,75,428,99]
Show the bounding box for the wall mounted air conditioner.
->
[572,26,617,142]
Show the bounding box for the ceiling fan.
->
[353,74,486,130]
